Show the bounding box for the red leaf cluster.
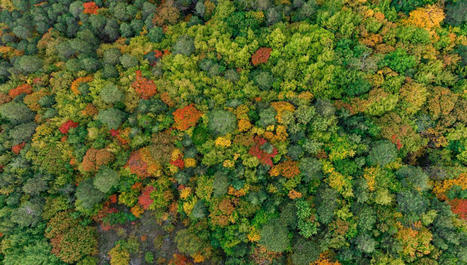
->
[138,185,155,210]
[391,134,403,150]
[59,120,78,134]
[11,142,26,154]
[83,2,99,15]
[172,104,202,131]
[132,70,157,99]
[249,137,278,166]
[170,154,185,169]
[251,47,272,66]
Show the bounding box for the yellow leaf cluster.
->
[405,5,444,31]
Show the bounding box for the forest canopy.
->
[0,0,466,265]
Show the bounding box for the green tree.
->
[97,108,126,129]
[93,166,119,193]
[75,179,105,212]
[259,218,290,252]
[0,102,34,125]
[367,140,397,167]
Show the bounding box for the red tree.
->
[249,137,278,166]
[251,47,272,66]
[132,70,157,99]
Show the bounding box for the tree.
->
[445,1,467,26]
[259,218,290,252]
[173,35,195,56]
[367,140,397,167]
[45,211,98,263]
[22,175,48,195]
[8,122,36,145]
[15,55,43,74]
[175,228,207,257]
[316,186,338,225]
[379,48,416,74]
[396,166,430,192]
[0,102,34,125]
[291,238,320,265]
[100,83,123,104]
[397,190,428,222]
[208,110,237,136]
[10,201,42,227]
[103,48,122,65]
[97,108,126,129]
[355,233,376,254]
[93,166,119,193]
[75,178,105,211]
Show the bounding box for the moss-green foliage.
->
[259,218,290,252]
[367,140,397,166]
[97,108,126,129]
[0,102,35,125]
[93,166,119,193]
[208,110,236,136]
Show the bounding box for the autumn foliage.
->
[173,104,203,131]
[249,137,278,166]
[59,120,78,134]
[251,47,272,66]
[8,83,32,98]
[83,2,99,15]
[132,70,157,99]
[138,185,155,210]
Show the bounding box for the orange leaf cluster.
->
[169,253,193,265]
[127,150,149,178]
[130,205,144,218]
[173,104,202,131]
[132,70,157,99]
[449,199,467,221]
[11,142,26,154]
[80,148,114,172]
[127,147,161,178]
[288,189,302,200]
[83,2,99,15]
[71,76,93,95]
[269,160,300,178]
[271,101,295,124]
[405,5,444,30]
[251,47,272,66]
[8,83,32,98]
